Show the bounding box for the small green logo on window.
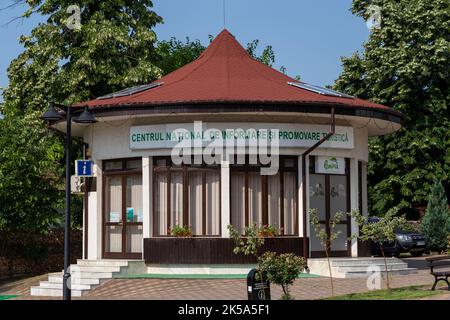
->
[324,157,339,170]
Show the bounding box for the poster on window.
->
[109,212,121,223]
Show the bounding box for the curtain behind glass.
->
[155,173,168,235]
[189,172,203,235]
[231,173,245,234]
[268,174,281,230]
[283,172,296,235]
[248,173,262,228]
[205,172,220,235]
[170,172,184,229]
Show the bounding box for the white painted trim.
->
[142,157,151,240]
[361,161,368,216]
[350,158,359,257]
[88,161,101,259]
[221,160,230,238]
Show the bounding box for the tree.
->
[3,0,163,115]
[335,0,450,218]
[0,0,163,232]
[155,36,282,76]
[156,37,205,76]
[350,207,411,290]
[421,180,450,252]
[0,111,64,232]
[310,209,344,296]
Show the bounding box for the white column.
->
[361,161,368,216]
[142,157,152,239]
[221,160,230,237]
[88,160,102,260]
[350,158,359,257]
[298,155,310,256]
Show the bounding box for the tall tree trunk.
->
[326,244,334,296]
[380,245,390,290]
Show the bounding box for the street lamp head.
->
[41,102,63,122]
[74,106,97,124]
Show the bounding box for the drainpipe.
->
[302,106,336,259]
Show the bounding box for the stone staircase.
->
[31,259,146,297]
[307,257,418,278]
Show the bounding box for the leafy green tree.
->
[3,0,163,115]
[0,111,64,231]
[335,0,450,218]
[156,37,205,76]
[0,0,163,232]
[421,180,450,252]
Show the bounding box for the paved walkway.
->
[2,269,449,300]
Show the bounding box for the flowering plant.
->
[168,225,193,237]
[258,225,279,237]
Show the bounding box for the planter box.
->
[144,237,305,264]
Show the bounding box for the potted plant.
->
[258,225,279,237]
[168,225,193,238]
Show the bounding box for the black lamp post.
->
[42,102,97,300]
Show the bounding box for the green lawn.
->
[0,295,18,300]
[325,286,442,300]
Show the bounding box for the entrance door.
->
[103,160,143,259]
[309,172,351,258]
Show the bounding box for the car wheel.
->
[410,251,423,257]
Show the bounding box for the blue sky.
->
[0,0,370,101]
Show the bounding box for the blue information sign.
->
[75,160,93,177]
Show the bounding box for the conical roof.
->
[80,29,395,114]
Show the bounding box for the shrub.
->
[420,180,450,252]
[228,224,264,257]
[257,252,306,300]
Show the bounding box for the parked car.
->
[368,217,427,257]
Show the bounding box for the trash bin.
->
[247,268,271,300]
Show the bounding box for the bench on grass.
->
[426,255,450,290]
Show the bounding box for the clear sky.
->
[0,0,371,101]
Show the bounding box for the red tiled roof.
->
[79,29,390,111]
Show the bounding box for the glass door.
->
[309,171,350,257]
[103,159,143,259]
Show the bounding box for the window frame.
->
[102,158,143,259]
[152,157,222,237]
[230,156,299,236]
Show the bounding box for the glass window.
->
[105,161,123,171]
[153,159,221,236]
[230,157,298,235]
[126,176,143,223]
[231,172,246,234]
[105,176,122,223]
[126,159,142,170]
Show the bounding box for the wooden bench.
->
[426,255,450,290]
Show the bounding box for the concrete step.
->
[30,287,83,297]
[329,258,403,266]
[337,264,409,273]
[48,274,101,286]
[39,281,91,291]
[342,268,418,278]
[70,271,113,279]
[77,259,129,267]
[70,265,122,273]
